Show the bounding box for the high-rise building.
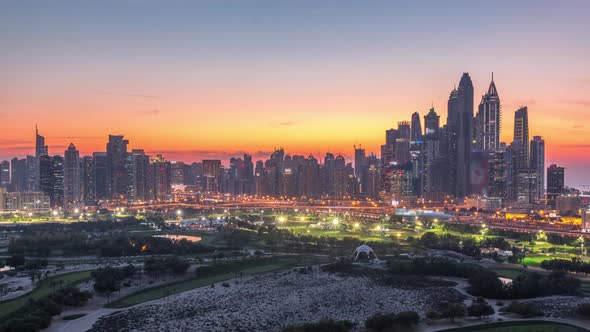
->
[354,146,366,179]
[34,125,48,192]
[530,136,545,200]
[0,161,10,187]
[455,73,474,197]
[92,152,108,200]
[10,158,27,192]
[106,135,130,199]
[80,156,94,204]
[151,154,171,201]
[40,155,64,207]
[130,149,150,201]
[297,155,320,198]
[63,143,81,205]
[424,107,440,138]
[202,160,221,192]
[547,164,565,206]
[475,73,501,150]
[446,87,460,196]
[514,107,529,163]
[410,112,422,142]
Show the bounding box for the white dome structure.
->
[352,244,378,261]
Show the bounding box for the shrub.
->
[502,301,543,317]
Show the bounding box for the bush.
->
[502,301,543,317]
[282,320,354,332]
[365,311,419,330]
[467,302,494,318]
[365,313,396,331]
[576,303,590,318]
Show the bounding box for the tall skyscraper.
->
[410,112,422,142]
[455,73,474,197]
[530,136,545,200]
[0,161,10,187]
[80,156,94,204]
[475,73,501,150]
[10,158,27,192]
[106,135,130,199]
[354,146,366,178]
[129,149,150,201]
[423,107,440,138]
[92,152,108,200]
[63,143,81,205]
[40,155,64,207]
[514,106,529,163]
[34,125,48,192]
[202,160,222,192]
[446,87,460,196]
[547,164,565,206]
[151,154,171,201]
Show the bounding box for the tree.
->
[441,303,465,323]
[467,302,494,319]
[6,255,25,268]
[394,311,420,327]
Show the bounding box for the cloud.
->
[572,125,584,129]
[96,90,158,99]
[556,144,590,148]
[269,120,298,128]
[137,109,160,116]
[555,99,590,107]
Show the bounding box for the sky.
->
[0,0,589,187]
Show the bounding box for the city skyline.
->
[1,1,589,186]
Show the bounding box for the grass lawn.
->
[280,221,422,244]
[0,269,93,321]
[105,256,314,309]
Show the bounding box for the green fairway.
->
[105,256,314,309]
[441,320,587,332]
[280,221,422,243]
[0,269,93,321]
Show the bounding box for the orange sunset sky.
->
[0,1,589,186]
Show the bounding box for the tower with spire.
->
[475,73,501,151]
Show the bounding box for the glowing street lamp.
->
[332,218,339,225]
[278,216,286,223]
[176,209,183,217]
[52,210,58,217]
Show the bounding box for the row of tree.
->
[388,258,580,299]
[0,287,92,332]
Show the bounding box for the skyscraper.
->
[92,152,108,200]
[34,125,48,192]
[410,112,422,142]
[63,143,81,205]
[0,161,10,187]
[423,107,440,138]
[106,135,130,199]
[446,87,460,196]
[130,149,150,201]
[475,73,501,150]
[547,164,565,206]
[455,73,474,197]
[80,156,94,204]
[202,160,222,192]
[40,155,63,207]
[10,158,27,192]
[530,136,545,200]
[514,107,529,163]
